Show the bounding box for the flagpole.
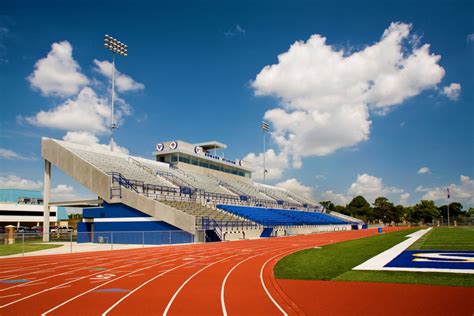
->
[263,131,266,184]
[447,188,450,227]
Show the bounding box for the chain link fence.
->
[0,230,194,257]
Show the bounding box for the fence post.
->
[111,232,114,250]
[22,233,25,256]
[70,231,73,253]
[169,231,171,244]
[142,231,145,248]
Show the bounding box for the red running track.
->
[0,227,433,316]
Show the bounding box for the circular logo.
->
[239,160,243,166]
[156,143,164,151]
[194,146,202,154]
[170,141,178,150]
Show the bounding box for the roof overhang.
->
[49,199,102,208]
[194,141,227,151]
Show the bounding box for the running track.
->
[0,227,413,315]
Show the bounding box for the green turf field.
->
[274,227,474,287]
[0,242,62,256]
[409,227,474,250]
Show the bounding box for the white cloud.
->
[250,22,445,170]
[416,175,474,206]
[0,148,29,160]
[51,184,82,201]
[467,34,474,42]
[93,59,144,93]
[418,167,430,174]
[27,41,89,97]
[243,149,288,181]
[0,175,42,190]
[441,83,461,101]
[348,173,403,203]
[275,178,313,199]
[320,173,405,205]
[26,87,130,134]
[320,190,350,205]
[63,131,129,155]
[315,174,327,181]
[399,192,411,206]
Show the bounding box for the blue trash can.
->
[377,227,383,234]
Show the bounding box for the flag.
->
[447,187,450,199]
[261,121,270,132]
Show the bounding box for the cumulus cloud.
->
[242,149,288,181]
[416,175,474,206]
[275,178,313,199]
[348,173,403,203]
[467,34,474,42]
[320,173,405,205]
[399,192,411,206]
[26,87,112,134]
[0,175,42,190]
[418,167,430,174]
[320,190,351,205]
[93,59,144,93]
[51,184,85,201]
[27,41,89,97]
[441,83,461,101]
[63,131,129,155]
[249,22,446,175]
[0,148,30,160]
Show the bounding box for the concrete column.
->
[43,160,51,242]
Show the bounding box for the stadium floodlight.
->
[104,34,128,151]
[261,121,270,184]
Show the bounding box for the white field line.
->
[0,249,184,309]
[353,228,431,271]
[17,281,47,288]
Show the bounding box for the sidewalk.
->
[0,242,163,258]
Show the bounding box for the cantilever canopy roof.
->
[194,141,227,151]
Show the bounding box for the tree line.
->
[321,196,474,224]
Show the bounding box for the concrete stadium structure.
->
[41,138,361,243]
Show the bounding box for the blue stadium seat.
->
[216,204,348,226]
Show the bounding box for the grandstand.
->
[41,138,359,243]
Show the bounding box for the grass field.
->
[0,242,63,256]
[410,227,474,250]
[275,227,474,287]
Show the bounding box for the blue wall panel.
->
[83,202,152,218]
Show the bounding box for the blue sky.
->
[0,0,472,207]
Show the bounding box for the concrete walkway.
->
[0,242,166,258]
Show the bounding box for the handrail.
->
[128,157,155,176]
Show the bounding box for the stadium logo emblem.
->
[412,252,474,263]
[170,141,178,150]
[194,146,202,154]
[239,160,243,166]
[156,143,164,151]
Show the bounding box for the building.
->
[0,189,67,228]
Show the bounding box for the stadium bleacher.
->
[216,204,348,226]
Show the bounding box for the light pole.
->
[104,34,128,152]
[447,187,451,227]
[261,121,270,184]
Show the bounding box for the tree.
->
[438,202,463,219]
[373,197,398,223]
[320,201,335,212]
[347,195,372,220]
[412,200,440,223]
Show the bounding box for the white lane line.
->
[102,256,211,316]
[0,251,178,309]
[40,257,181,316]
[162,254,242,316]
[0,293,21,299]
[18,281,47,288]
[221,253,264,316]
[260,250,302,316]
